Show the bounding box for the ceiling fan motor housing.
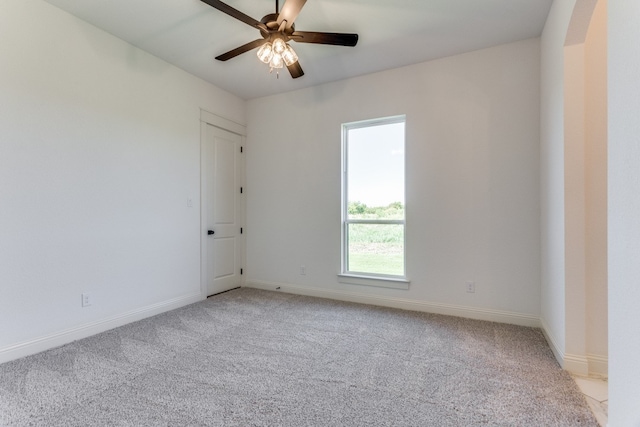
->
[260,13,295,39]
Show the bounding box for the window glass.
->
[342,117,406,278]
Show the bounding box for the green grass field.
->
[347,217,405,276]
[348,252,404,276]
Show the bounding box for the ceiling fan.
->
[200,0,359,78]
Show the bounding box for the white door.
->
[202,123,243,296]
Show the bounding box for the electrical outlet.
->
[187,198,193,207]
[300,265,306,275]
[82,293,92,307]
[466,281,476,293]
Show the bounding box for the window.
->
[341,116,406,284]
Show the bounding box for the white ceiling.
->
[42,0,553,100]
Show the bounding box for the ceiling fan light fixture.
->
[282,45,298,66]
[204,0,358,79]
[269,52,284,69]
[272,38,287,55]
[257,42,274,63]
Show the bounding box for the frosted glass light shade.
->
[269,53,284,69]
[282,45,298,66]
[272,38,287,55]
[257,42,273,63]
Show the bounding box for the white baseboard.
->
[540,318,565,368]
[587,354,608,378]
[540,318,607,377]
[564,353,590,376]
[244,280,540,328]
[0,292,203,365]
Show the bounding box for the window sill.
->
[337,274,410,290]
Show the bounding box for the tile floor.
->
[573,375,608,426]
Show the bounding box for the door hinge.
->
[240,187,243,194]
[240,268,243,275]
[240,227,243,234]
[240,146,244,153]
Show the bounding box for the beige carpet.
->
[0,288,597,426]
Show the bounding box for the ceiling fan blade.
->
[290,31,358,46]
[200,0,267,31]
[287,61,304,79]
[277,0,307,30]
[215,39,268,61]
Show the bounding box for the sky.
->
[347,121,405,207]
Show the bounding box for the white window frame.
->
[339,115,409,290]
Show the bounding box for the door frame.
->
[200,109,246,299]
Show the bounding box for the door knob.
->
[208,230,215,235]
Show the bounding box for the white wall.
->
[608,1,640,425]
[584,0,608,373]
[540,0,608,376]
[539,0,576,363]
[562,0,609,376]
[563,41,588,370]
[246,38,541,323]
[0,0,245,361]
